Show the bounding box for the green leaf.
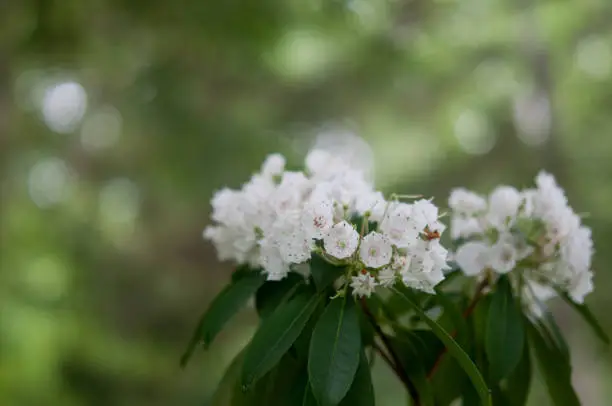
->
[308,295,361,406]
[557,291,610,345]
[432,357,468,406]
[504,337,531,406]
[527,319,580,406]
[434,287,469,345]
[255,272,305,319]
[211,349,247,406]
[242,292,322,388]
[539,309,570,361]
[485,276,525,382]
[180,272,266,367]
[309,254,345,292]
[339,350,375,406]
[391,330,437,406]
[390,287,491,406]
[232,354,303,406]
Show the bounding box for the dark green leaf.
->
[211,349,246,406]
[557,291,610,345]
[339,350,375,406]
[308,295,361,406]
[255,272,305,319]
[432,357,467,406]
[180,272,266,367]
[539,309,570,361]
[504,337,531,406]
[433,269,461,290]
[232,354,303,406]
[485,276,525,382]
[527,319,580,406]
[242,292,322,388]
[434,287,469,345]
[309,254,345,292]
[390,287,491,406]
[391,331,437,406]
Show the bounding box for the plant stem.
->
[360,297,421,406]
[426,278,489,380]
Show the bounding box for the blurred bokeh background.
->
[2,0,611,405]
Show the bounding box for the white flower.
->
[523,280,557,317]
[302,199,334,239]
[449,188,487,215]
[450,216,483,240]
[401,267,445,294]
[489,236,518,274]
[411,199,443,232]
[360,232,393,268]
[271,172,310,214]
[487,186,521,229]
[259,243,290,281]
[350,271,377,297]
[324,221,360,259]
[305,149,334,177]
[261,153,286,178]
[377,267,397,287]
[455,241,491,276]
[380,203,417,248]
[355,191,387,222]
[448,171,595,303]
[569,271,593,304]
[391,254,411,273]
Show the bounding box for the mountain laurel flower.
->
[454,241,491,276]
[360,232,393,268]
[204,139,449,296]
[448,171,595,310]
[448,188,487,215]
[324,221,360,259]
[261,153,286,178]
[302,199,334,239]
[350,271,377,297]
[487,186,522,229]
[377,267,397,287]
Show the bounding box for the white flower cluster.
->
[204,148,450,297]
[449,171,594,305]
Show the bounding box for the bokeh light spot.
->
[41,81,87,134]
[80,106,123,152]
[453,110,495,155]
[513,92,551,146]
[99,178,141,244]
[28,157,75,208]
[575,36,612,80]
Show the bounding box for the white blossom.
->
[377,267,397,287]
[379,202,416,248]
[261,153,286,178]
[450,216,483,240]
[302,199,334,239]
[448,171,595,307]
[360,232,393,268]
[449,188,487,215]
[487,186,522,229]
[355,191,387,222]
[350,271,377,297]
[324,221,360,259]
[411,199,445,233]
[204,140,450,298]
[455,241,490,276]
[489,237,519,274]
[401,267,445,294]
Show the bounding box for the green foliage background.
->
[1,0,611,404]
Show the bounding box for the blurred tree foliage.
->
[1,0,612,405]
